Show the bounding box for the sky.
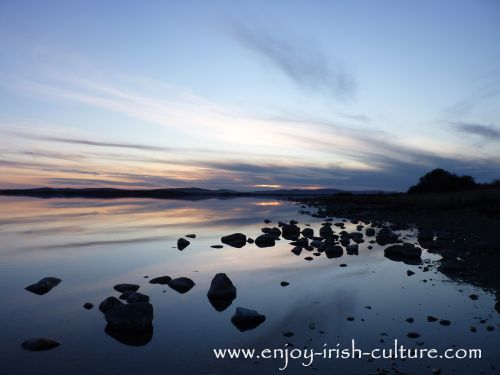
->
[0,0,499,191]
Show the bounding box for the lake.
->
[0,196,498,374]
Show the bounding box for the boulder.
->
[114,283,139,293]
[168,277,195,294]
[99,296,124,313]
[346,244,359,255]
[177,238,190,250]
[149,276,172,285]
[282,224,300,240]
[319,225,334,238]
[384,243,422,262]
[221,233,247,248]
[21,338,61,351]
[105,302,153,332]
[231,307,266,331]
[365,228,376,236]
[185,234,196,239]
[301,228,314,238]
[255,234,276,248]
[324,245,343,259]
[376,227,400,245]
[25,277,61,295]
[262,227,281,237]
[125,292,150,304]
[207,273,237,311]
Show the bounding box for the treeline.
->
[408,168,500,194]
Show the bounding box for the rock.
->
[177,238,190,250]
[438,258,465,275]
[125,292,150,304]
[231,307,266,331]
[25,277,62,295]
[262,227,281,237]
[418,228,434,241]
[346,244,359,255]
[407,270,415,276]
[99,296,124,313]
[427,316,438,322]
[211,245,223,249]
[119,291,134,300]
[149,276,172,285]
[207,273,236,311]
[469,294,479,300]
[105,302,153,332]
[376,227,400,245]
[304,256,313,261]
[264,219,272,224]
[247,238,254,244]
[21,338,61,351]
[83,302,94,310]
[105,325,153,346]
[291,246,302,256]
[290,220,298,225]
[255,234,276,248]
[114,283,140,293]
[339,263,347,267]
[185,234,196,239]
[324,245,343,259]
[319,225,334,238]
[282,224,300,240]
[407,332,420,338]
[346,317,354,321]
[301,228,314,238]
[280,281,289,287]
[406,318,414,323]
[221,233,247,248]
[168,277,195,294]
[384,243,422,262]
[283,331,294,337]
[365,228,376,236]
[439,319,451,326]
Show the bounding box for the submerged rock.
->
[99,296,124,313]
[221,233,247,248]
[231,307,266,331]
[168,277,195,294]
[105,302,153,332]
[207,273,237,311]
[114,283,140,293]
[255,234,276,248]
[177,238,190,250]
[21,338,61,351]
[149,276,172,285]
[25,277,62,295]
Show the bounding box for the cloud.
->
[229,26,355,99]
[451,122,500,140]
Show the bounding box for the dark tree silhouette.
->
[408,169,477,193]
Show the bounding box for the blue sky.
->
[0,0,499,191]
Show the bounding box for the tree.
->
[408,169,477,193]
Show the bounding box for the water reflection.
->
[0,196,498,375]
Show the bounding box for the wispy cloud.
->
[451,122,500,140]
[229,25,356,100]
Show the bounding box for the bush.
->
[408,169,477,193]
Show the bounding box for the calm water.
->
[0,197,498,375]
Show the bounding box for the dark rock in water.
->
[418,228,434,241]
[280,281,289,287]
[99,296,124,313]
[119,291,134,300]
[439,319,451,326]
[105,302,153,332]
[149,276,172,285]
[105,324,153,346]
[407,270,415,276]
[319,225,334,238]
[469,294,479,300]
[365,228,376,237]
[289,220,298,225]
[486,325,494,331]
[221,233,247,248]
[83,302,94,310]
[185,234,196,239]
[255,234,276,248]
[339,263,347,267]
[310,239,323,249]
[207,273,236,312]
[313,252,321,256]
[325,245,343,259]
[168,277,195,294]
[406,317,414,323]
[211,245,223,249]
[376,227,400,245]
[283,331,294,337]
[346,244,359,255]
[301,228,314,238]
[25,277,61,295]
[262,227,281,237]
[231,307,266,331]
[438,258,465,275]
[427,315,438,322]
[304,256,313,261]
[407,332,420,338]
[384,243,422,262]
[21,338,61,351]
[125,292,150,304]
[177,238,190,250]
[264,219,272,224]
[291,246,302,256]
[290,237,308,247]
[114,283,140,293]
[247,238,254,244]
[282,224,300,240]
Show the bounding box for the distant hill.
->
[0,186,386,199]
